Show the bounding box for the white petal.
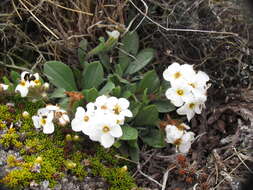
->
[121,109,133,117]
[107,30,120,39]
[109,125,122,138]
[15,85,29,97]
[178,143,191,153]
[118,98,130,109]
[95,95,108,106]
[107,97,118,108]
[101,134,115,148]
[75,107,86,118]
[32,116,41,129]
[86,103,95,113]
[89,127,102,141]
[170,96,184,107]
[176,104,188,115]
[163,68,171,81]
[186,110,195,121]
[46,105,59,111]
[71,118,84,132]
[33,73,40,80]
[62,114,70,122]
[37,108,50,116]
[43,122,54,134]
[181,132,195,143]
[165,125,183,143]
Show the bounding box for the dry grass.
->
[0,0,128,68]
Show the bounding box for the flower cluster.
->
[163,62,210,121]
[71,95,133,148]
[32,105,69,134]
[165,123,195,153]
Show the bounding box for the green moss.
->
[90,158,136,190]
[69,151,88,179]
[1,168,34,189]
[0,100,136,189]
[0,128,23,149]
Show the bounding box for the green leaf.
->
[82,61,104,89]
[128,140,140,162]
[134,104,159,126]
[120,31,139,55]
[111,86,121,97]
[78,39,88,64]
[10,71,20,84]
[44,61,77,91]
[82,88,99,102]
[124,48,155,75]
[118,31,139,73]
[99,81,115,95]
[140,128,166,148]
[50,88,66,98]
[98,52,111,71]
[138,70,159,93]
[153,100,176,113]
[120,126,138,140]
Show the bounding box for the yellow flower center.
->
[177,124,186,131]
[113,104,122,115]
[173,72,181,79]
[102,126,110,133]
[34,80,41,86]
[174,138,182,146]
[83,116,89,122]
[189,103,195,109]
[101,105,107,110]
[176,89,184,96]
[189,83,196,88]
[20,80,26,86]
[40,118,46,125]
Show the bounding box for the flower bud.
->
[42,82,50,90]
[121,165,128,172]
[64,160,76,169]
[73,135,80,142]
[22,111,30,118]
[65,134,72,141]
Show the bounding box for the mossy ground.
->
[0,97,136,190]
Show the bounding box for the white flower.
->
[32,109,54,134]
[107,97,133,119]
[165,82,193,107]
[107,30,120,39]
[165,124,190,144]
[15,80,30,97]
[176,97,205,121]
[163,62,195,84]
[89,114,122,148]
[0,84,9,91]
[29,73,41,87]
[71,106,94,135]
[176,132,195,153]
[15,71,31,97]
